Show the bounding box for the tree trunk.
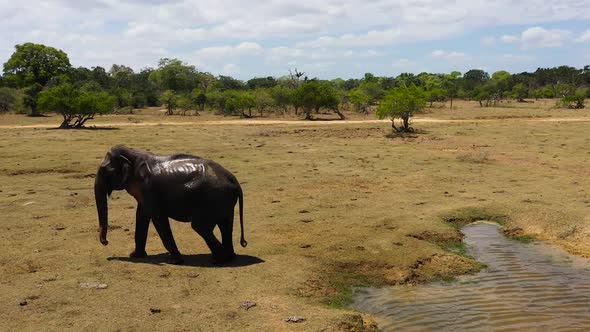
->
[59,112,73,129]
[333,108,345,120]
[391,119,400,132]
[402,113,410,131]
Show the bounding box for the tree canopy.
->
[3,43,71,87]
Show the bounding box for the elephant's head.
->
[94,149,132,246]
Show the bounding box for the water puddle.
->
[354,222,590,331]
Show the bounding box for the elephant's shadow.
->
[107,253,264,267]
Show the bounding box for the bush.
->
[560,93,585,109]
[0,87,18,112]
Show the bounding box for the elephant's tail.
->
[238,185,247,248]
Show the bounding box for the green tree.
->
[560,92,585,109]
[396,72,419,87]
[90,66,112,89]
[176,95,196,115]
[295,81,342,120]
[358,81,383,104]
[3,43,71,87]
[442,74,459,109]
[160,90,177,115]
[473,83,501,107]
[191,89,207,112]
[247,77,277,89]
[269,85,292,114]
[224,91,256,117]
[214,75,245,91]
[554,83,576,98]
[463,69,489,93]
[254,89,273,117]
[531,88,544,100]
[37,83,113,128]
[0,87,18,112]
[149,58,199,93]
[542,86,556,98]
[490,70,511,97]
[23,83,43,116]
[512,83,528,102]
[377,85,426,133]
[205,90,226,112]
[426,87,445,107]
[348,88,370,114]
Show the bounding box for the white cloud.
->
[1,0,590,78]
[431,50,469,61]
[501,54,535,62]
[576,30,590,42]
[392,59,416,68]
[500,35,519,43]
[500,27,571,48]
[193,42,263,60]
[343,49,385,57]
[296,29,403,48]
[221,63,240,76]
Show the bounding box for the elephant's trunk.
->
[94,172,110,246]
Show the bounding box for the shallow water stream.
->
[354,222,590,331]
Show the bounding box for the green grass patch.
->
[440,207,509,228]
[509,234,536,243]
[322,270,381,309]
[439,241,468,256]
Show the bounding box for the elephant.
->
[94,145,247,265]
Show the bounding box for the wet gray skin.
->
[354,222,590,331]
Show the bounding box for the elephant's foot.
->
[167,254,184,265]
[129,249,147,259]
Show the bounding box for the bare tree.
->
[288,68,305,89]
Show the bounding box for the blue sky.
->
[1,0,589,80]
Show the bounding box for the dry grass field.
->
[1,99,590,331]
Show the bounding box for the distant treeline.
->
[1,43,589,124]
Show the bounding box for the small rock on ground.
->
[286,316,306,323]
[240,300,256,310]
[79,282,108,289]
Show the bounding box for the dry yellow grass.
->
[1,99,590,331]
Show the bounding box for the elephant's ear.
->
[136,160,152,183]
[100,152,115,171]
[119,155,132,184]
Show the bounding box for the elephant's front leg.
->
[130,204,149,259]
[153,215,184,265]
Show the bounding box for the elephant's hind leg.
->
[191,220,225,263]
[217,216,236,262]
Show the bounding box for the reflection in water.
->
[354,222,590,331]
